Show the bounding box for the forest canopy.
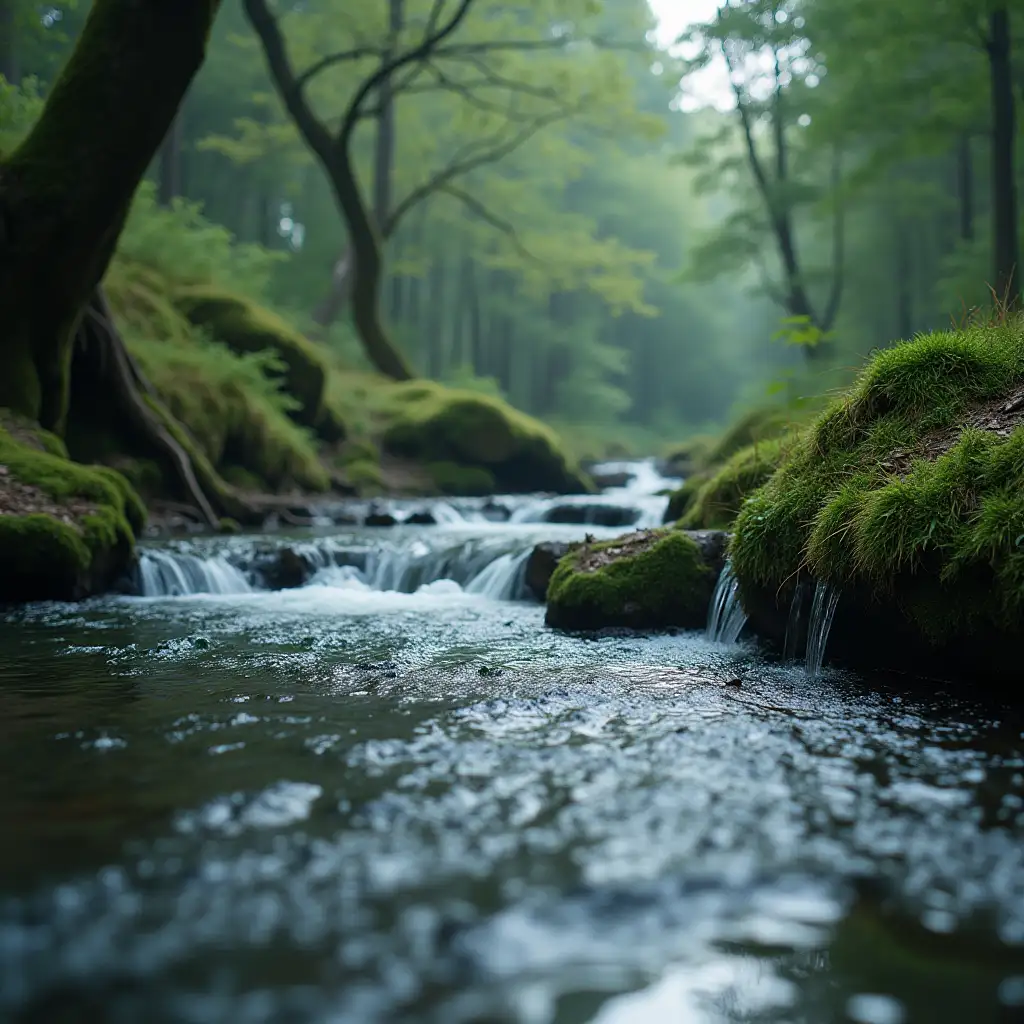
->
[1,0,1019,455]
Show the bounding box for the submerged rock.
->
[364,508,398,527]
[590,470,634,490]
[730,323,1024,684]
[544,528,727,631]
[404,510,438,526]
[250,546,315,590]
[0,415,145,602]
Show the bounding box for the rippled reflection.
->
[1,579,1022,1022]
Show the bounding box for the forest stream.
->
[0,461,1022,1023]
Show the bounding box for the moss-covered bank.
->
[730,322,1024,680]
[380,381,590,495]
[545,528,726,630]
[0,415,144,601]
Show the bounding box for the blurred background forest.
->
[0,0,1017,459]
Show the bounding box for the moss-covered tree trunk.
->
[0,0,221,433]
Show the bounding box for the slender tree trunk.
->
[0,0,19,84]
[466,258,482,375]
[158,110,185,207]
[427,258,444,377]
[0,0,222,432]
[956,133,974,242]
[988,7,1020,306]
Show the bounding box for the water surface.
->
[2,471,1023,1023]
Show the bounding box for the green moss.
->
[428,461,496,497]
[381,382,589,494]
[665,474,709,523]
[0,418,142,602]
[679,438,789,530]
[700,405,803,470]
[545,529,713,631]
[730,321,1024,638]
[132,335,329,494]
[174,286,328,430]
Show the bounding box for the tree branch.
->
[243,0,335,165]
[339,0,478,150]
[294,46,383,93]
[437,184,543,264]
[384,104,578,236]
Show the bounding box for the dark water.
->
[2,533,1024,1022]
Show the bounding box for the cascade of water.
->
[805,582,841,677]
[465,549,531,600]
[138,550,252,597]
[783,581,810,661]
[705,559,748,644]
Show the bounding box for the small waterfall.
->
[783,581,810,661]
[706,559,748,644]
[805,582,841,677]
[138,550,252,597]
[465,549,531,600]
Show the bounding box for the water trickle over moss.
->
[730,321,1024,639]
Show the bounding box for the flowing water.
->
[2,463,1023,1023]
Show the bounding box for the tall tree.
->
[680,0,844,357]
[0,0,19,84]
[0,0,221,430]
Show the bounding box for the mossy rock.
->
[545,529,720,631]
[730,322,1024,681]
[174,286,329,432]
[677,438,791,530]
[381,382,590,494]
[0,416,143,602]
[662,434,715,477]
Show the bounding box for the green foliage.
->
[0,76,43,154]
[174,285,330,429]
[118,182,284,297]
[545,529,713,630]
[771,315,833,351]
[130,332,329,494]
[731,321,1024,638]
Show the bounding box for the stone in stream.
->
[250,546,316,590]
[404,510,438,525]
[524,542,572,601]
[589,470,634,490]
[364,508,398,527]
[544,504,641,527]
[536,528,728,629]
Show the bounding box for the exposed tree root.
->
[75,287,259,527]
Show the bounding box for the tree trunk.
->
[465,258,482,375]
[0,0,222,433]
[158,110,185,207]
[0,0,19,85]
[988,7,1020,307]
[956,133,974,243]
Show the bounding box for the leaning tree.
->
[0,0,242,525]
